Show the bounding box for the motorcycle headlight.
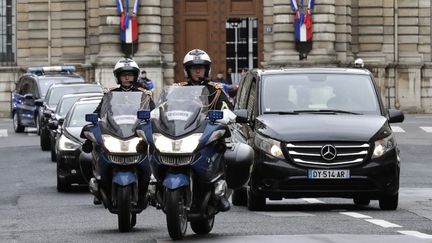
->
[254,133,284,159]
[372,134,395,159]
[102,135,141,154]
[153,133,202,153]
[59,135,80,151]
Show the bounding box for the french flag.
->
[291,0,314,42]
[116,0,139,44]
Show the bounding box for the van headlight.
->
[59,135,80,151]
[153,133,202,153]
[372,134,395,159]
[102,135,141,154]
[254,133,284,159]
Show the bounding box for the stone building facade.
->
[0,0,431,118]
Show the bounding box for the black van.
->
[232,68,404,211]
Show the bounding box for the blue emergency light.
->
[137,110,151,120]
[85,113,98,123]
[27,65,76,75]
[208,110,223,121]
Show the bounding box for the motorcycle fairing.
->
[112,171,137,186]
[163,173,190,189]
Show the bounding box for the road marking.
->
[365,219,402,228]
[301,198,325,204]
[255,211,314,217]
[391,126,405,133]
[0,129,7,137]
[420,126,432,133]
[398,230,432,239]
[340,212,372,219]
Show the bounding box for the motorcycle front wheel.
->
[165,188,188,240]
[190,216,214,235]
[117,185,133,232]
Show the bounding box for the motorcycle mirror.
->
[137,110,150,120]
[208,110,223,122]
[82,140,93,153]
[233,109,248,123]
[85,113,98,123]
[136,140,148,154]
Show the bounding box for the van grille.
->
[286,142,370,167]
[108,154,141,165]
[159,154,193,166]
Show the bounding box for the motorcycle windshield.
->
[152,86,209,137]
[100,92,151,138]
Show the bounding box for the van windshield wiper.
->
[263,111,299,115]
[293,109,362,115]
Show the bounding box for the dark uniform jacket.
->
[94,85,155,117]
[181,79,233,110]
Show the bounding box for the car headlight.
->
[254,133,284,159]
[154,133,202,153]
[372,134,395,159]
[59,135,80,151]
[102,135,141,154]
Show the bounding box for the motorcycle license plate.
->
[307,169,350,179]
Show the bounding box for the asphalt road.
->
[0,115,432,243]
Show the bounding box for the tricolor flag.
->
[290,0,314,42]
[116,0,139,56]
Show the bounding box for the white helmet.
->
[354,58,364,68]
[183,49,212,79]
[113,58,140,84]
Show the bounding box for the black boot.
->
[93,196,101,205]
[218,196,231,212]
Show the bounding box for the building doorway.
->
[226,18,258,84]
[173,0,262,82]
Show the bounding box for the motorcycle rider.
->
[94,57,154,116]
[179,49,232,211]
[180,49,233,110]
[87,57,153,205]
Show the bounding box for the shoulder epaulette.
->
[208,81,223,90]
[174,82,188,86]
[103,87,116,93]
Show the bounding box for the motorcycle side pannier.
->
[224,143,253,189]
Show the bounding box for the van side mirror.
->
[35,99,44,106]
[234,109,248,123]
[388,109,404,123]
[48,120,59,129]
[58,118,65,126]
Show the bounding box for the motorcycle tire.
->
[190,216,214,235]
[166,188,188,240]
[117,185,133,232]
[40,128,50,151]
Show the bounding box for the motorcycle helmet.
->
[113,58,140,84]
[354,58,364,68]
[183,49,212,79]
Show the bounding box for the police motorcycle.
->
[136,85,253,240]
[81,91,152,232]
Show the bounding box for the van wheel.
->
[232,187,247,206]
[247,188,265,211]
[13,112,25,133]
[379,193,398,210]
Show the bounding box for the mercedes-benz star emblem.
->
[321,144,337,161]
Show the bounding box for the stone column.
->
[268,0,298,66]
[269,0,338,67]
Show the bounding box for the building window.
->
[0,0,16,65]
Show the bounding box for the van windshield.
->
[261,73,381,115]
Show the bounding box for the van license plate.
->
[308,169,350,179]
